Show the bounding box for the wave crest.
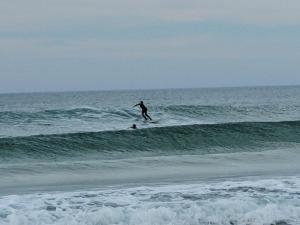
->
[1,120,300,161]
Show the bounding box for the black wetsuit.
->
[136,102,152,120]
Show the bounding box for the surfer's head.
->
[140,101,143,104]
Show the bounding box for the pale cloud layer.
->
[1,0,300,30]
[0,0,300,92]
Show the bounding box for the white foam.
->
[1,177,300,225]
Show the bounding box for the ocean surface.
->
[0,86,300,225]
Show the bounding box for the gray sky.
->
[1,0,300,93]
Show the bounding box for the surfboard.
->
[144,119,160,124]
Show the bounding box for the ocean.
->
[0,86,300,225]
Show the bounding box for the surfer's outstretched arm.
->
[133,103,140,107]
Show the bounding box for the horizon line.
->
[0,83,299,95]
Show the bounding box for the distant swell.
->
[0,107,139,123]
[2,104,299,124]
[1,120,300,162]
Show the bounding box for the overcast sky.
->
[1,0,300,93]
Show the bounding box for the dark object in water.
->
[131,124,137,129]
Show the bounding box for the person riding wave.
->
[134,101,152,120]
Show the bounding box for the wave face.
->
[0,107,140,122]
[1,87,300,224]
[1,120,300,162]
[2,104,299,121]
[1,86,300,138]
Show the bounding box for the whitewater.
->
[0,86,300,225]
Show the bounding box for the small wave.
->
[0,107,141,124]
[160,104,300,118]
[0,108,100,121]
[0,120,299,162]
[2,104,299,124]
[0,177,300,225]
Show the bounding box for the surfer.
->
[134,101,152,120]
[130,124,137,129]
